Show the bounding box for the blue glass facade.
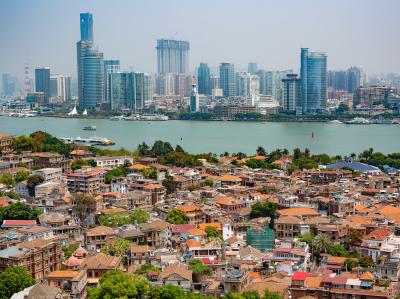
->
[219,63,235,97]
[300,48,327,113]
[197,63,211,95]
[35,68,50,104]
[82,48,104,109]
[80,13,93,41]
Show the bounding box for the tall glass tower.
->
[82,48,104,109]
[80,13,93,41]
[219,63,236,97]
[300,48,327,113]
[35,67,51,104]
[197,63,211,95]
[156,39,190,74]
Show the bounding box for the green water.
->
[0,116,399,155]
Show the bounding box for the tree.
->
[0,266,35,299]
[15,170,30,183]
[205,226,220,239]
[0,173,15,187]
[344,258,359,271]
[63,242,79,259]
[175,145,185,153]
[166,209,188,224]
[99,212,134,227]
[71,159,90,171]
[348,228,363,247]
[141,167,158,180]
[101,238,132,257]
[204,179,214,187]
[312,235,332,257]
[336,103,349,115]
[135,263,160,275]
[88,269,151,299]
[256,146,267,156]
[162,174,177,194]
[132,208,150,224]
[327,243,350,257]
[293,148,302,160]
[246,158,267,169]
[250,202,277,219]
[12,135,42,153]
[27,174,44,197]
[0,201,41,222]
[298,231,314,246]
[189,259,211,283]
[138,142,150,156]
[74,193,95,220]
[105,166,126,184]
[263,289,282,299]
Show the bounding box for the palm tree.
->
[311,235,332,263]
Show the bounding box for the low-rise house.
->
[46,270,87,299]
[1,219,37,229]
[67,168,106,194]
[157,263,193,291]
[79,252,122,286]
[118,225,146,245]
[358,228,393,262]
[84,226,117,252]
[129,245,155,267]
[27,152,71,173]
[32,168,62,182]
[186,239,222,265]
[91,156,133,169]
[140,220,169,247]
[275,216,308,240]
[175,205,204,224]
[10,284,62,299]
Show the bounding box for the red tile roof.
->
[292,272,309,281]
[2,220,36,227]
[364,228,392,241]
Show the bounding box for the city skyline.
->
[1,0,399,79]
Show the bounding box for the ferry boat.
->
[83,125,96,131]
[110,115,124,121]
[124,114,169,121]
[61,136,114,146]
[345,117,371,124]
[328,120,343,124]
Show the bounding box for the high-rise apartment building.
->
[80,12,93,41]
[236,72,259,98]
[282,74,301,112]
[190,84,199,112]
[35,67,51,104]
[300,48,327,113]
[50,75,71,102]
[197,63,211,95]
[110,72,153,112]
[1,74,16,96]
[104,60,120,103]
[77,13,105,109]
[156,39,190,74]
[219,63,236,97]
[347,66,362,93]
[248,62,258,74]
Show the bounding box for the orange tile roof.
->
[47,270,79,279]
[277,207,319,217]
[364,228,392,241]
[186,240,201,248]
[304,276,322,288]
[0,134,11,139]
[187,228,206,236]
[198,222,222,231]
[218,174,241,182]
[129,164,148,170]
[176,205,199,213]
[360,271,374,281]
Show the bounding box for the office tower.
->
[328,70,348,91]
[236,72,260,97]
[82,48,104,109]
[210,75,220,90]
[2,74,15,96]
[156,39,190,74]
[197,63,211,95]
[248,62,258,74]
[110,72,129,111]
[80,13,93,41]
[347,66,362,93]
[300,48,327,113]
[257,70,267,95]
[104,60,120,102]
[135,72,154,108]
[35,67,50,104]
[50,75,71,102]
[190,84,199,112]
[77,12,105,109]
[282,74,301,112]
[219,63,235,97]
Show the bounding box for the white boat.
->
[110,115,124,121]
[345,117,371,124]
[61,136,114,146]
[83,125,96,131]
[328,120,343,124]
[67,105,78,116]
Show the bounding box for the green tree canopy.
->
[27,174,44,197]
[166,209,189,224]
[15,170,30,183]
[73,193,95,220]
[205,226,220,239]
[0,201,41,222]
[0,266,35,299]
[0,173,15,187]
[101,238,132,257]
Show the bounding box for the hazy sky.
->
[1,0,399,79]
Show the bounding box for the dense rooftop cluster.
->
[0,132,400,299]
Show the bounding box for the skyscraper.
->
[35,67,50,104]
[77,13,105,109]
[190,84,199,113]
[2,74,15,96]
[236,72,259,98]
[219,63,235,97]
[82,47,104,109]
[347,66,362,93]
[80,13,93,41]
[248,62,258,74]
[282,74,301,112]
[197,63,211,95]
[156,39,190,74]
[104,60,120,103]
[110,72,129,111]
[300,48,327,113]
[50,75,71,102]
[134,72,154,109]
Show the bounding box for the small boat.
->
[83,125,96,131]
[110,115,124,121]
[345,117,371,124]
[328,120,343,124]
[61,136,114,146]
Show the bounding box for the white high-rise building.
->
[50,75,71,102]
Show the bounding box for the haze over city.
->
[1,0,400,77]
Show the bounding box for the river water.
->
[0,116,399,155]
